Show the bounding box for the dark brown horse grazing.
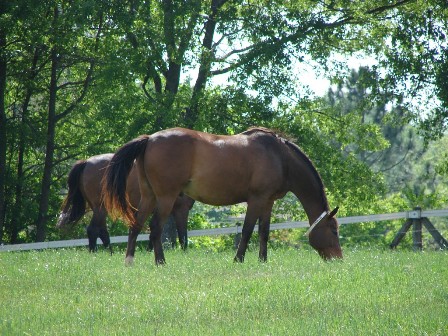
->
[103,127,342,265]
[57,153,194,252]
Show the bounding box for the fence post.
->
[389,218,412,249]
[390,207,448,250]
[421,218,448,249]
[412,207,422,251]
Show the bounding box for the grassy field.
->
[1,246,447,336]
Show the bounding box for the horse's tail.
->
[103,135,150,225]
[57,160,88,227]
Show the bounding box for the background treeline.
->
[1,0,448,247]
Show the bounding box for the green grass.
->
[1,247,447,335]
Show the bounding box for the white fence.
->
[1,209,447,252]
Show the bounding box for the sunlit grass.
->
[1,247,447,335]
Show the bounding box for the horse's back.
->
[144,128,287,205]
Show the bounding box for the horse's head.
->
[306,207,343,260]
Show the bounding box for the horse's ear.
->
[328,207,339,219]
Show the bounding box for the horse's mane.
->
[242,127,328,206]
[284,140,328,206]
[241,126,290,140]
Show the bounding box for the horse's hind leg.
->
[126,226,140,266]
[150,196,177,265]
[125,196,155,266]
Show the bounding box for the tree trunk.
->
[10,121,25,243]
[10,49,39,243]
[35,46,58,242]
[0,3,7,243]
[185,0,225,129]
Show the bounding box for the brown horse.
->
[103,127,342,265]
[57,153,194,253]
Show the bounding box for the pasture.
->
[1,247,447,335]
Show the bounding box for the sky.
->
[206,53,378,98]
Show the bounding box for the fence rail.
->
[1,209,447,252]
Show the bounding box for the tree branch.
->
[185,0,230,128]
[55,12,103,122]
[177,2,201,60]
[162,0,176,62]
[210,1,413,78]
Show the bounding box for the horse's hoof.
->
[233,255,244,263]
[124,256,134,266]
[258,254,268,262]
[155,259,166,266]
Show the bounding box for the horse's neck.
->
[287,153,329,223]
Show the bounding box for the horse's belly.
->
[183,177,247,206]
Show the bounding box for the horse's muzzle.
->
[318,247,343,260]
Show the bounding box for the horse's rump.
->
[59,160,88,225]
[103,135,150,224]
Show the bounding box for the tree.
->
[1,0,104,242]
[106,0,448,132]
[0,0,8,243]
[326,68,428,193]
[34,3,102,241]
[3,0,448,244]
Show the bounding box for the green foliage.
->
[2,0,448,246]
[197,86,275,134]
[338,193,410,248]
[324,68,430,194]
[188,213,209,230]
[188,235,235,252]
[270,100,387,215]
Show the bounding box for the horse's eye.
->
[331,229,338,236]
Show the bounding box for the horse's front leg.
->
[258,202,273,262]
[86,210,104,252]
[98,226,112,255]
[234,201,264,262]
[95,208,112,255]
[86,222,98,252]
[173,204,191,251]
